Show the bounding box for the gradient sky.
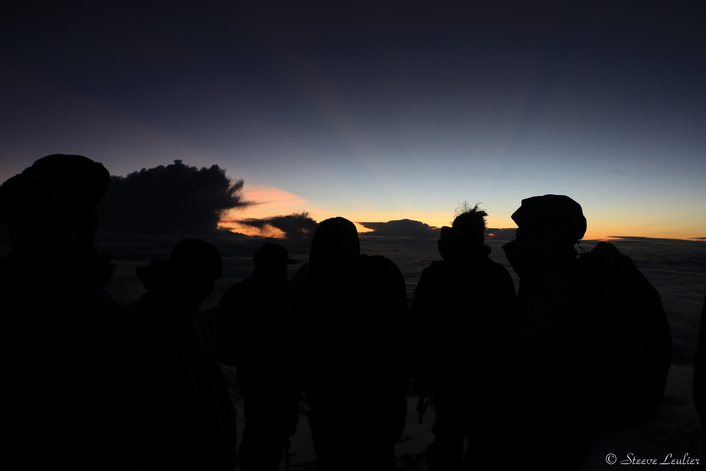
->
[2,2,705,239]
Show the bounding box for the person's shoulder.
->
[6,249,100,296]
[224,277,251,292]
[418,259,448,278]
[131,289,170,317]
[480,255,505,268]
[359,254,406,289]
[361,253,393,264]
[219,277,261,309]
[360,253,404,277]
[360,253,395,268]
[483,257,513,276]
[427,259,447,270]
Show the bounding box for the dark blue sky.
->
[2,2,705,238]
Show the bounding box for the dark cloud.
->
[101,160,248,235]
[237,212,318,240]
[359,219,439,238]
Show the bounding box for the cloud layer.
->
[101,160,248,234]
[358,219,440,238]
[235,212,319,240]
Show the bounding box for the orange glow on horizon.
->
[218,185,703,242]
[218,218,372,238]
[219,213,702,242]
[218,221,287,238]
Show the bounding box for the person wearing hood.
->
[502,194,596,470]
[215,243,301,471]
[290,217,409,471]
[132,239,237,471]
[0,155,164,469]
[409,205,515,470]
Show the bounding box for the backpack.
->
[579,241,672,432]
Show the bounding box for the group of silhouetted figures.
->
[0,154,704,471]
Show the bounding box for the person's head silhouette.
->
[137,239,223,312]
[510,194,586,245]
[503,194,586,280]
[308,217,360,281]
[437,205,489,261]
[0,154,110,247]
[252,243,296,282]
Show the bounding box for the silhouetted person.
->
[132,239,237,471]
[0,154,165,470]
[409,206,515,470]
[695,290,706,445]
[215,243,301,471]
[502,195,596,470]
[291,217,409,471]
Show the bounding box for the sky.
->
[2,1,705,240]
